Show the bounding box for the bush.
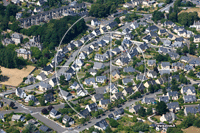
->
[109,118,119,128]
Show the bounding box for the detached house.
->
[42,65,53,76]
[36,72,47,81]
[122,87,134,96]
[161,62,170,69]
[147,70,157,78]
[111,92,124,101]
[159,96,169,103]
[94,54,106,62]
[49,109,61,119]
[167,91,179,100]
[16,88,26,98]
[158,29,168,36]
[160,112,176,123]
[147,60,156,67]
[129,104,141,113]
[107,83,118,94]
[85,103,98,112]
[183,95,196,103]
[167,102,180,112]
[11,33,23,44]
[38,82,52,92]
[93,62,105,70]
[62,115,74,125]
[16,48,31,60]
[96,76,107,83]
[181,86,196,95]
[91,19,100,27]
[79,109,90,118]
[92,94,104,103]
[99,99,110,108]
[115,57,129,66]
[25,75,36,84]
[59,90,73,100]
[194,34,200,43]
[142,97,156,104]
[144,80,157,88]
[94,119,109,131]
[111,70,120,79]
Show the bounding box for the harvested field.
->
[0,65,35,86]
[183,126,200,133]
[179,8,200,17]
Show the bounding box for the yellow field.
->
[0,65,35,86]
[179,8,200,17]
[183,126,200,133]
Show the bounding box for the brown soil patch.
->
[183,126,200,133]
[0,65,35,86]
[179,8,200,17]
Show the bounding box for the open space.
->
[179,8,200,17]
[0,65,35,86]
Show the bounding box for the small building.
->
[129,104,141,114]
[94,119,109,131]
[91,19,100,27]
[16,48,31,60]
[44,93,54,103]
[85,103,98,112]
[99,99,110,108]
[62,115,74,125]
[11,33,22,44]
[167,102,180,112]
[38,82,52,92]
[160,112,176,123]
[49,109,61,119]
[25,95,37,103]
[122,87,134,96]
[36,72,47,81]
[15,88,26,98]
[91,94,104,103]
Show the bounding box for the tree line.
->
[89,0,124,18]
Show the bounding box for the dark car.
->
[83,124,87,126]
[88,121,91,123]
[110,109,115,112]
[96,116,101,119]
[102,114,106,116]
[117,105,122,108]
[146,93,149,95]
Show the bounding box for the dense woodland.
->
[89,0,125,18]
[20,15,87,67]
[0,44,26,68]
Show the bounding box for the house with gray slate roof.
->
[184,106,198,116]
[93,62,105,70]
[123,66,135,73]
[183,95,196,103]
[181,86,196,95]
[167,91,179,100]
[142,97,156,104]
[92,94,104,102]
[129,104,141,113]
[167,102,180,112]
[94,119,109,131]
[158,47,170,55]
[99,99,110,108]
[147,60,156,66]
[159,96,169,103]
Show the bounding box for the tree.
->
[127,82,132,87]
[148,84,154,93]
[115,40,121,45]
[181,113,196,128]
[25,114,33,121]
[41,108,48,115]
[165,0,173,4]
[48,105,54,111]
[109,118,119,128]
[114,17,120,24]
[167,127,183,133]
[138,107,146,117]
[152,11,164,22]
[105,126,112,133]
[39,97,45,106]
[132,115,138,122]
[188,70,195,77]
[25,123,36,132]
[2,84,6,91]
[156,101,168,115]
[146,108,153,115]
[99,47,103,54]
[65,122,70,127]
[178,97,184,104]
[193,118,200,128]
[9,102,15,109]
[28,100,34,106]
[183,46,189,54]
[118,79,122,85]
[30,47,41,59]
